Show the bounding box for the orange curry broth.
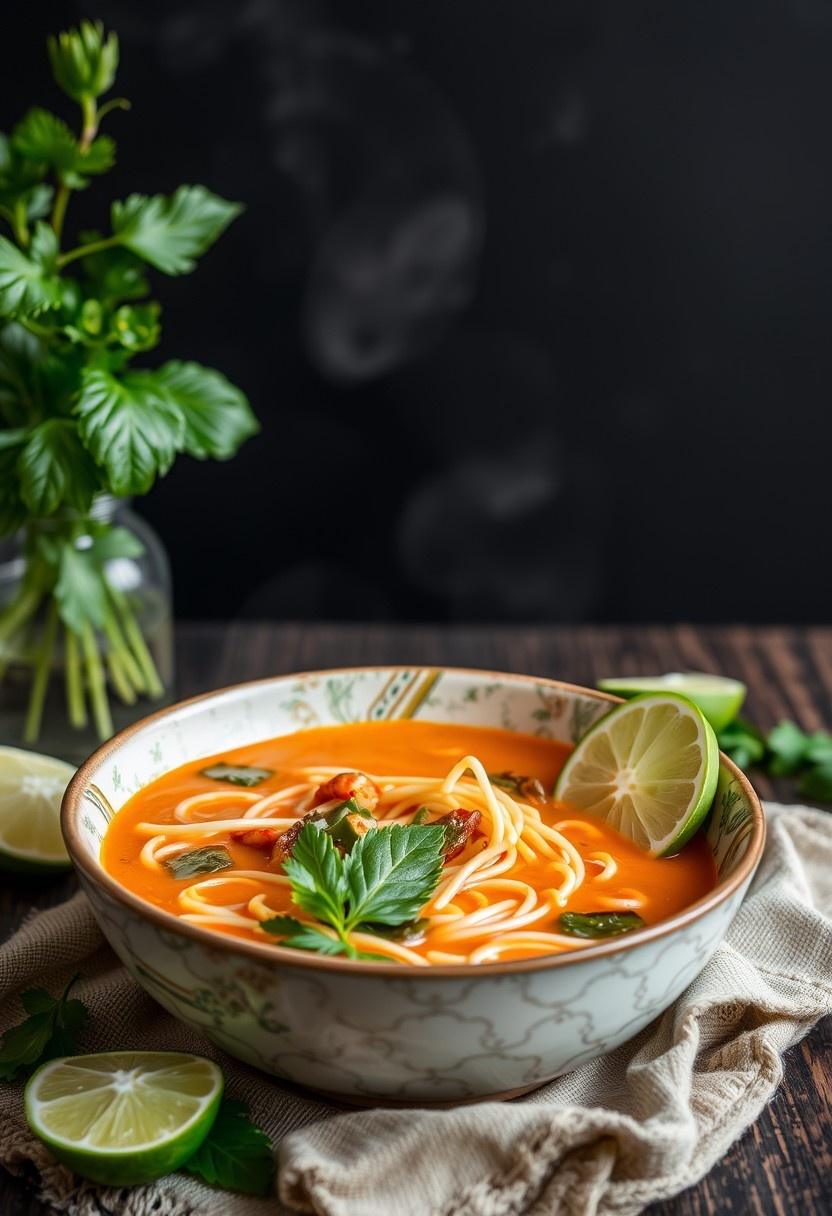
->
[102,720,717,957]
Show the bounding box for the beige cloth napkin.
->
[1,802,830,1216]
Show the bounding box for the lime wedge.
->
[554,692,719,856]
[0,746,74,873]
[597,672,745,733]
[25,1052,224,1186]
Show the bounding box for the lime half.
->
[25,1051,223,1186]
[0,746,74,873]
[555,692,719,855]
[597,672,745,734]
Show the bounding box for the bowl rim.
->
[62,665,766,979]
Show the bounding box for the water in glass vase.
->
[0,500,173,766]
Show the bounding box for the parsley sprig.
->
[0,20,258,746]
[0,975,87,1081]
[263,822,445,959]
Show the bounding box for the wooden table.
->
[2,622,830,1215]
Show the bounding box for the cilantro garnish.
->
[262,822,445,959]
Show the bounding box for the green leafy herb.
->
[184,1099,274,1197]
[489,771,546,800]
[363,917,430,944]
[558,911,645,939]
[200,763,273,787]
[164,846,233,880]
[263,823,445,959]
[0,975,88,1080]
[716,718,767,770]
[717,718,832,802]
[0,20,257,749]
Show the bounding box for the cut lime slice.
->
[0,745,74,873]
[555,692,719,856]
[597,672,745,734]
[25,1051,224,1186]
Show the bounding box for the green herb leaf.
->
[89,525,145,562]
[110,302,160,352]
[111,186,242,276]
[804,732,832,766]
[284,826,350,929]
[261,915,348,956]
[18,418,99,515]
[54,541,107,632]
[0,975,88,1081]
[184,1099,274,1197]
[558,911,645,939]
[74,367,185,495]
[362,917,430,944]
[48,21,119,103]
[80,238,149,303]
[154,360,258,459]
[0,224,61,319]
[164,846,233,880]
[766,720,811,776]
[12,109,115,183]
[345,824,445,929]
[0,323,43,425]
[798,763,832,802]
[716,718,767,771]
[200,763,273,787]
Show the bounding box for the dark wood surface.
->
[2,622,831,1215]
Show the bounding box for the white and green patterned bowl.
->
[62,668,764,1104]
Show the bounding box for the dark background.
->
[3,1,830,624]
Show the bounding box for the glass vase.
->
[0,498,173,765]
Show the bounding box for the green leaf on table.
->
[261,915,349,956]
[766,720,811,776]
[18,418,99,515]
[184,1098,274,1196]
[55,541,108,632]
[803,731,832,766]
[716,718,767,771]
[0,223,61,319]
[111,186,242,275]
[12,108,115,183]
[345,824,445,929]
[48,21,119,104]
[283,826,350,928]
[74,367,185,495]
[154,360,258,459]
[797,764,832,803]
[0,976,88,1081]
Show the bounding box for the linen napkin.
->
[1,802,830,1216]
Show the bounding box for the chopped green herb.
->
[363,917,430,944]
[310,798,376,851]
[558,911,645,939]
[716,716,832,803]
[184,1099,274,1197]
[199,763,273,787]
[411,807,431,825]
[164,845,233,880]
[0,975,88,1081]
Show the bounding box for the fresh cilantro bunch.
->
[719,718,832,801]
[264,821,446,958]
[0,20,258,744]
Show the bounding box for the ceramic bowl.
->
[62,667,765,1104]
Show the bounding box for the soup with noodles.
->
[102,720,717,966]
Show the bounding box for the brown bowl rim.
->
[61,665,766,979]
